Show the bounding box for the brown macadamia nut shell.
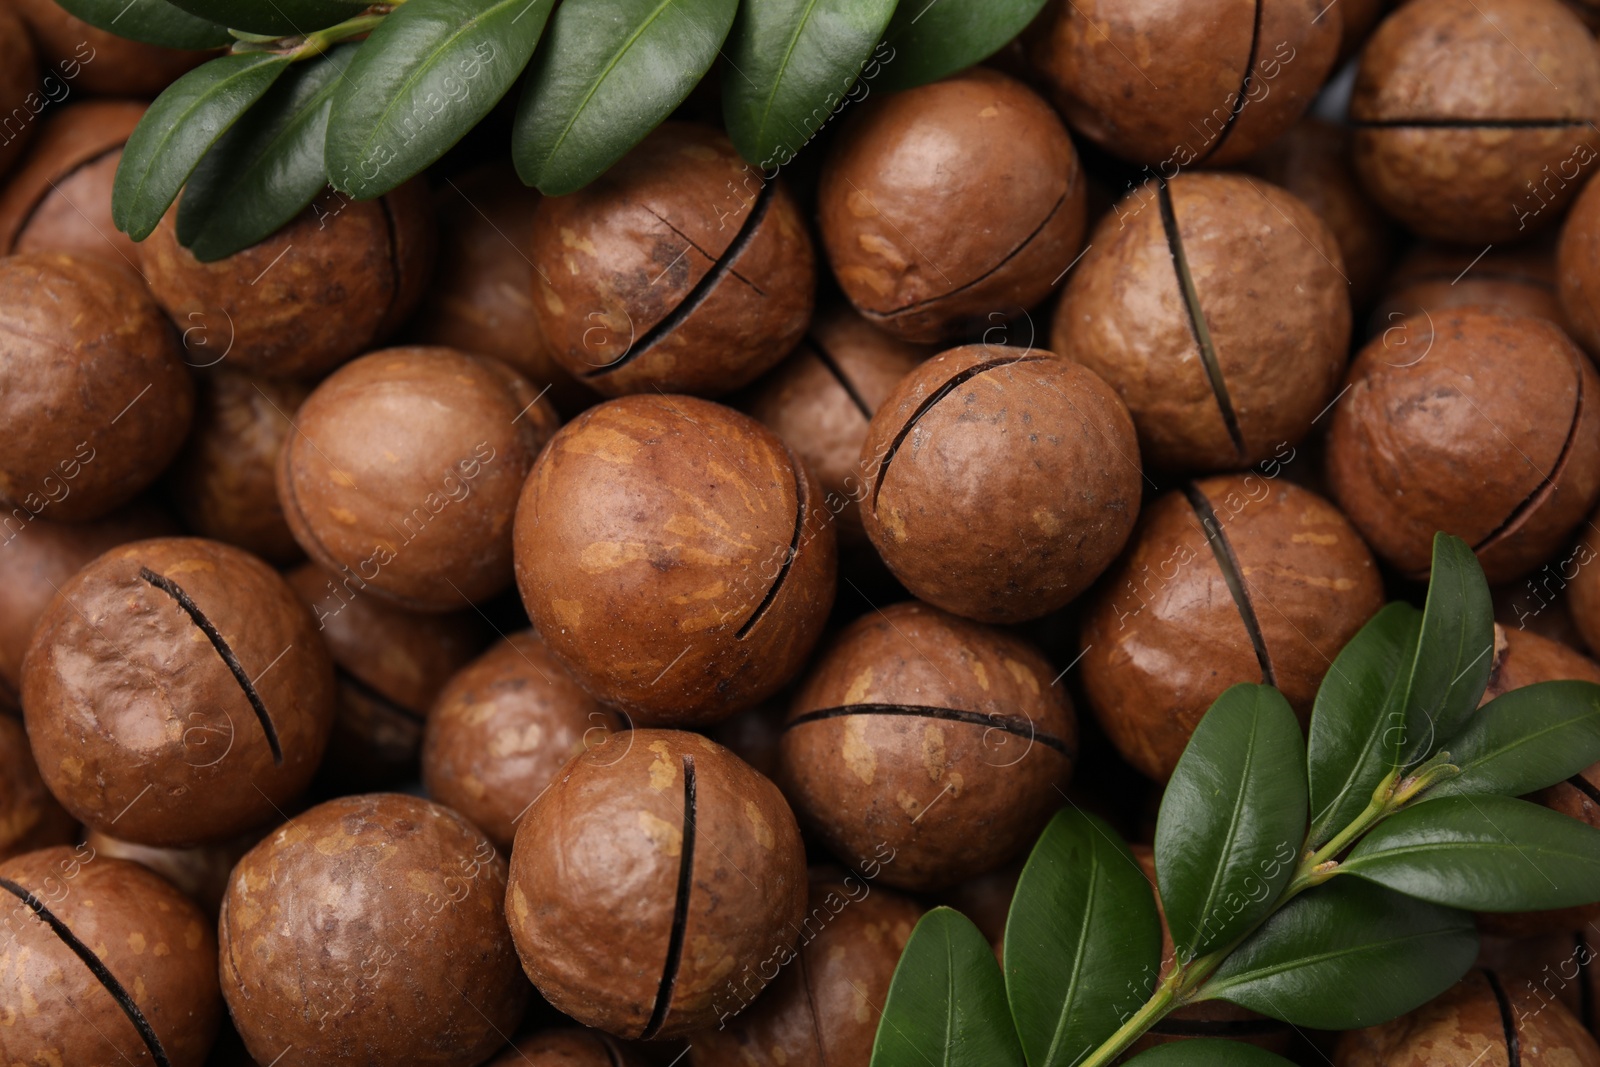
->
[0,715,77,861]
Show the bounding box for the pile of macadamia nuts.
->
[3,0,1600,1063]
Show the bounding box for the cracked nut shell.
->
[0,100,143,264]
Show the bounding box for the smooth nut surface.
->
[0,100,143,264]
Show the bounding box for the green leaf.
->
[870,907,1026,1067]
[1121,1040,1298,1067]
[56,0,232,49]
[1429,681,1600,799]
[177,45,358,261]
[1307,603,1424,848]
[874,0,1048,92]
[163,0,368,35]
[513,0,739,196]
[721,0,898,170]
[1155,684,1307,963]
[327,0,554,200]
[112,52,293,242]
[1003,809,1161,1067]
[1341,793,1600,912]
[1200,878,1476,1030]
[1397,533,1495,765]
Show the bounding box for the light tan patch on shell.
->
[843,717,877,785]
[638,811,682,857]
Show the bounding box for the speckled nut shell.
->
[0,7,38,180]
[1557,174,1600,356]
[507,729,807,1039]
[485,1029,639,1066]
[743,305,931,542]
[0,715,76,861]
[858,346,1141,623]
[22,536,335,846]
[1081,476,1384,782]
[0,252,194,522]
[1351,0,1600,243]
[0,844,221,1067]
[9,0,208,96]
[1052,173,1350,474]
[1335,968,1600,1065]
[138,180,435,380]
[219,794,528,1067]
[817,69,1085,344]
[278,346,559,612]
[0,100,144,264]
[777,602,1076,891]
[690,868,924,1066]
[1378,241,1568,339]
[166,370,309,565]
[1326,309,1600,583]
[423,629,621,851]
[1026,0,1340,167]
[530,122,814,397]
[285,562,490,788]
[83,827,255,918]
[514,394,836,726]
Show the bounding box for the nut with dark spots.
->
[22,536,335,846]
[9,0,209,97]
[1326,309,1600,583]
[1081,476,1384,782]
[513,394,836,726]
[0,715,76,861]
[423,629,624,851]
[530,123,814,398]
[0,845,222,1067]
[507,730,807,1039]
[277,347,559,612]
[0,6,37,181]
[859,345,1141,624]
[485,1029,642,1066]
[1378,241,1569,340]
[818,69,1085,344]
[776,602,1076,891]
[0,252,195,522]
[1052,173,1350,474]
[220,793,529,1067]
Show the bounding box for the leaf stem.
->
[229,13,390,60]
[1074,974,1180,1067]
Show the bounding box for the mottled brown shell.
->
[1558,173,1600,356]
[277,346,559,611]
[513,394,836,725]
[1081,476,1384,782]
[0,252,194,522]
[23,537,335,846]
[1475,930,1600,1033]
[219,794,528,1067]
[530,123,814,397]
[83,827,256,919]
[777,602,1076,891]
[1052,173,1349,473]
[485,1029,639,1066]
[507,730,807,1039]
[818,69,1085,343]
[0,715,76,861]
[859,346,1141,623]
[1325,310,1600,583]
[1380,241,1567,338]
[9,0,207,96]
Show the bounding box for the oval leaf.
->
[1429,680,1600,799]
[874,0,1048,92]
[1156,684,1307,962]
[177,44,358,261]
[1200,878,1476,1030]
[1122,1040,1298,1067]
[721,0,898,169]
[163,0,368,35]
[56,0,231,49]
[513,0,739,196]
[1003,809,1161,1067]
[1397,532,1495,765]
[112,52,293,242]
[1307,603,1424,848]
[871,907,1026,1067]
[1342,793,1600,912]
[327,0,554,200]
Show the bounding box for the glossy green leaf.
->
[327,0,553,200]
[163,0,368,35]
[1156,684,1307,962]
[1342,793,1600,911]
[1122,1040,1298,1067]
[721,0,898,169]
[1307,603,1423,848]
[1429,681,1600,799]
[1397,533,1495,764]
[56,0,231,49]
[112,52,293,242]
[874,0,1048,92]
[177,45,357,260]
[513,0,739,196]
[870,907,1026,1067]
[1200,878,1476,1030]
[1003,809,1161,1067]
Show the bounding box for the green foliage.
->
[874,0,1049,91]
[1428,680,1600,798]
[164,0,367,36]
[56,0,232,49]
[1396,532,1496,765]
